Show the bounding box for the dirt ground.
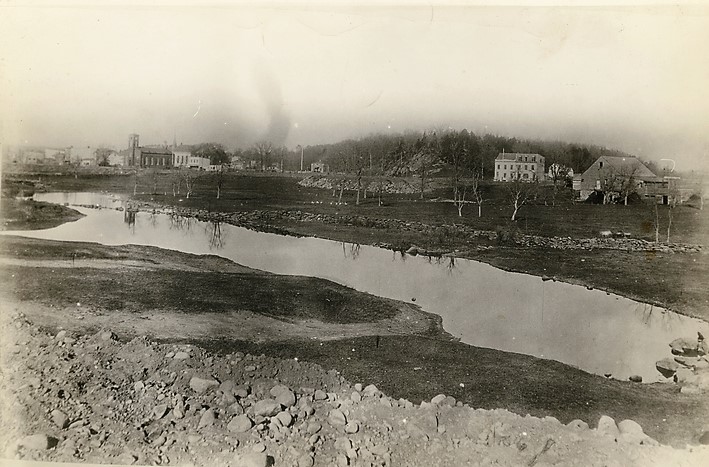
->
[2,309,709,467]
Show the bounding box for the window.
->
[504,164,507,169]
[497,164,500,169]
[523,173,529,179]
[517,165,521,170]
[525,165,528,171]
[599,161,604,169]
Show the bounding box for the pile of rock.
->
[298,176,420,195]
[656,334,709,395]
[3,312,709,466]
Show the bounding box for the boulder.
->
[275,389,296,408]
[596,415,620,438]
[253,399,281,417]
[328,409,347,426]
[670,337,700,356]
[275,411,293,427]
[567,419,589,430]
[198,408,216,428]
[18,434,57,450]
[656,358,680,377]
[227,415,253,433]
[189,376,219,393]
[430,394,446,405]
[238,452,269,467]
[51,409,70,429]
[699,431,709,445]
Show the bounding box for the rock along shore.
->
[74,201,702,255]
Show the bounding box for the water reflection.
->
[168,213,194,232]
[342,242,361,260]
[123,210,136,234]
[206,222,226,250]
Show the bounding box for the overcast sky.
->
[1,2,708,168]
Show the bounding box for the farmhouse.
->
[574,155,661,202]
[494,153,545,182]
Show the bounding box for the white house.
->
[494,153,545,182]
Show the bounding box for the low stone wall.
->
[79,201,703,255]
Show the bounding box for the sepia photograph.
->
[1,1,708,466]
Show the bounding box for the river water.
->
[7,192,708,382]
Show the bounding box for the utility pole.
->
[297,145,304,172]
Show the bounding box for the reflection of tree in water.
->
[434,255,457,274]
[206,221,226,250]
[123,210,136,234]
[635,302,680,330]
[168,213,194,232]
[341,242,361,260]
[148,211,159,228]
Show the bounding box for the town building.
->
[494,153,545,182]
[172,145,194,168]
[139,147,173,168]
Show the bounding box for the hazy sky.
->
[1,2,708,168]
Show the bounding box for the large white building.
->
[494,152,545,182]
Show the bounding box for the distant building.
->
[187,155,210,170]
[494,153,545,182]
[229,155,246,170]
[311,161,329,173]
[575,155,662,202]
[172,145,193,168]
[107,151,125,166]
[139,147,173,168]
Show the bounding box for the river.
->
[6,191,708,383]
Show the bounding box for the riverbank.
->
[1,235,709,449]
[0,198,84,231]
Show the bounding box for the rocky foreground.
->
[2,311,708,467]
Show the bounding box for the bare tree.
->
[652,202,661,244]
[182,171,198,199]
[355,167,363,205]
[171,171,182,197]
[214,167,226,199]
[508,171,538,221]
[470,170,485,218]
[618,166,639,205]
[453,183,468,217]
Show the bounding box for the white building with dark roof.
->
[494,153,545,182]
